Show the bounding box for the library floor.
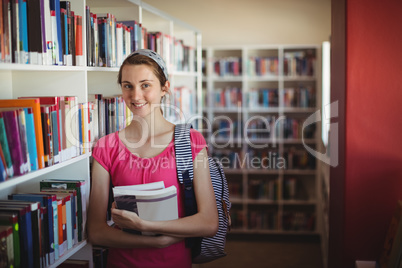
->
[193,235,324,268]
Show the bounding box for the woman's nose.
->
[131,87,142,100]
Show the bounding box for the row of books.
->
[248,178,281,200]
[248,88,279,108]
[282,211,315,231]
[230,209,315,231]
[247,56,279,77]
[212,119,242,139]
[0,97,95,180]
[85,6,195,70]
[0,94,135,181]
[283,86,316,108]
[213,57,242,77]
[283,147,316,170]
[227,180,242,199]
[283,117,316,139]
[213,87,242,108]
[246,116,279,139]
[160,86,197,123]
[228,177,310,201]
[283,50,316,77]
[248,210,279,230]
[0,179,87,268]
[89,94,133,140]
[0,0,84,65]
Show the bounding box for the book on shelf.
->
[0,225,14,268]
[0,0,81,65]
[0,112,14,178]
[0,211,21,268]
[0,99,45,170]
[26,0,42,64]
[0,201,37,268]
[40,179,87,242]
[112,181,178,235]
[9,193,57,265]
[0,108,29,176]
[40,189,77,248]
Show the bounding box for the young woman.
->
[87,49,218,267]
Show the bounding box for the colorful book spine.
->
[40,105,53,167]
[18,0,28,63]
[75,15,83,66]
[0,112,14,177]
[50,10,58,64]
[1,109,25,176]
[16,108,30,174]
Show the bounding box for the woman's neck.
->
[126,111,172,140]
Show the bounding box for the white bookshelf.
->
[0,0,201,266]
[203,45,322,235]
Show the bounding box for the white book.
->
[113,182,178,236]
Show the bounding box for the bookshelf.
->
[0,0,201,267]
[203,45,322,235]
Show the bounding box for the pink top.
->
[91,129,207,268]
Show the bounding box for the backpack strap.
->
[174,123,197,217]
[174,123,201,252]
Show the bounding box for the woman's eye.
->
[142,84,150,89]
[123,84,132,90]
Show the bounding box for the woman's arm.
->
[87,159,182,248]
[111,147,219,238]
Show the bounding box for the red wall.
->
[344,0,402,265]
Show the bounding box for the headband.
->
[128,49,169,80]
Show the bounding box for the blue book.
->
[9,193,56,265]
[18,0,29,63]
[23,108,39,171]
[263,89,269,108]
[49,0,63,65]
[0,149,6,181]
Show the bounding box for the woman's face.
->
[120,64,167,118]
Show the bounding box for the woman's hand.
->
[111,202,143,231]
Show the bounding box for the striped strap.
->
[174,123,201,251]
[174,123,194,184]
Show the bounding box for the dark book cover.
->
[60,7,66,64]
[11,0,18,63]
[0,200,41,268]
[40,179,86,242]
[0,211,21,268]
[0,204,32,268]
[27,0,42,63]
[9,193,55,265]
[70,10,75,65]
[40,105,53,167]
[0,225,13,267]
